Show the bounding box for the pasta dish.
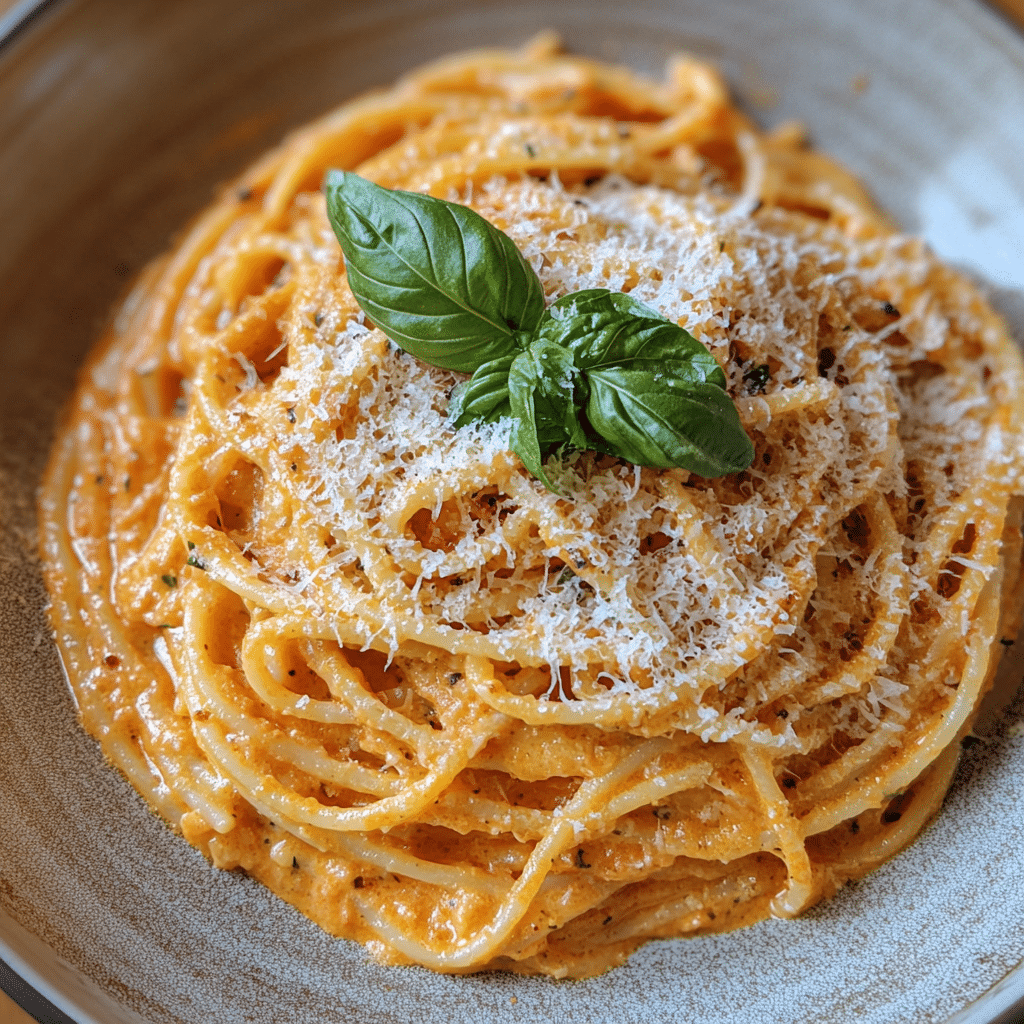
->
[39,35,1024,977]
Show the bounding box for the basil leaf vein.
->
[508,339,587,492]
[450,353,517,427]
[541,288,724,384]
[325,170,544,373]
[586,367,754,475]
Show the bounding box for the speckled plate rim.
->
[1,912,141,1024]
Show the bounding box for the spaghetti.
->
[39,35,1024,977]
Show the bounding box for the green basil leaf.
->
[586,366,754,475]
[324,170,545,373]
[548,287,663,322]
[323,176,754,488]
[508,339,587,491]
[540,288,724,386]
[450,353,516,427]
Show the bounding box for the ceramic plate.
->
[2,1,1023,1022]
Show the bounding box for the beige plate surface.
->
[1,1,1024,1022]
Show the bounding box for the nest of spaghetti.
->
[41,36,1024,978]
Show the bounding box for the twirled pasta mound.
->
[40,36,1024,978]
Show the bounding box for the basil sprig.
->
[324,170,543,373]
[325,171,754,490]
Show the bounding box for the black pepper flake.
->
[881,301,900,317]
[652,806,671,820]
[314,311,324,327]
[574,558,587,569]
[451,577,464,587]
[603,915,613,925]
[292,856,299,868]
[843,629,863,652]
[776,708,789,719]
[817,347,836,375]
[448,672,462,685]
[524,143,537,158]
[743,363,771,394]
[353,876,364,888]
[286,406,296,423]
[1000,638,1015,647]
[288,669,296,676]
[850,819,860,834]
[291,463,298,472]
[782,777,796,789]
[575,848,591,869]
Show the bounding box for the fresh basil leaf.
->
[547,287,664,322]
[324,170,545,373]
[450,353,516,427]
[508,339,588,491]
[323,176,754,487]
[586,366,754,475]
[539,288,724,386]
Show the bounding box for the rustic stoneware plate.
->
[2,1,1023,1022]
